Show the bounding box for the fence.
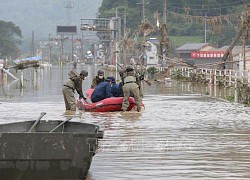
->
[166,66,250,103]
[169,67,250,86]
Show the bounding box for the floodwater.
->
[1,64,250,180]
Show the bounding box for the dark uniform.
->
[122,66,142,112]
[107,76,123,97]
[91,69,105,88]
[62,70,88,111]
[116,82,124,97]
[91,80,112,103]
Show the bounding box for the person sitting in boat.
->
[116,82,124,97]
[112,80,124,97]
[91,77,112,103]
[90,69,105,88]
[108,76,123,97]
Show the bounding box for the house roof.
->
[218,45,250,57]
[146,38,160,45]
[220,45,248,53]
[175,43,209,51]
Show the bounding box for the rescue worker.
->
[122,66,142,112]
[119,67,143,98]
[135,70,144,98]
[90,69,105,88]
[118,69,126,84]
[62,70,90,111]
[91,77,112,103]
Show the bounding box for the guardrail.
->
[169,67,250,87]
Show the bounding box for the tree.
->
[98,0,247,48]
[0,20,22,59]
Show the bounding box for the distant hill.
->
[0,0,102,40]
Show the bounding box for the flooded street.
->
[1,65,250,179]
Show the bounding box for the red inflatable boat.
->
[76,89,144,112]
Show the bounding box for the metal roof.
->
[147,38,160,45]
[219,45,250,56]
[175,43,208,51]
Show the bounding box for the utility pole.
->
[142,0,145,21]
[204,12,207,43]
[136,0,147,22]
[136,0,148,65]
[61,35,64,64]
[163,0,167,24]
[115,8,120,80]
[48,33,51,66]
[31,31,35,57]
[81,31,84,61]
[159,0,170,67]
[124,8,127,37]
[124,7,127,65]
[71,34,74,62]
[142,0,146,66]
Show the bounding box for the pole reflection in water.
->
[0,65,250,179]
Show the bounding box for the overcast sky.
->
[0,0,102,39]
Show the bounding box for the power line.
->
[167,0,249,9]
[166,10,242,19]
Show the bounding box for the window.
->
[146,45,152,51]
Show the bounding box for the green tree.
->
[207,24,237,47]
[98,0,247,48]
[0,20,22,59]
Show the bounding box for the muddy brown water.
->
[1,64,250,180]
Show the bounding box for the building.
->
[219,46,250,71]
[145,38,160,66]
[175,43,225,69]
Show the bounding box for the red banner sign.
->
[191,51,225,59]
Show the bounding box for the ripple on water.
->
[1,71,250,179]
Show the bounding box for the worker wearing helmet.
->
[91,69,105,88]
[62,70,90,111]
[122,66,142,112]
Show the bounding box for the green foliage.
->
[0,20,22,59]
[226,95,234,102]
[171,69,184,80]
[206,25,237,47]
[169,36,203,49]
[147,67,159,78]
[98,0,247,48]
[98,0,141,34]
[168,22,203,37]
[236,81,250,105]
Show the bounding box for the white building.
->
[219,46,250,71]
[145,38,160,65]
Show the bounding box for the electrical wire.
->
[167,0,249,10]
